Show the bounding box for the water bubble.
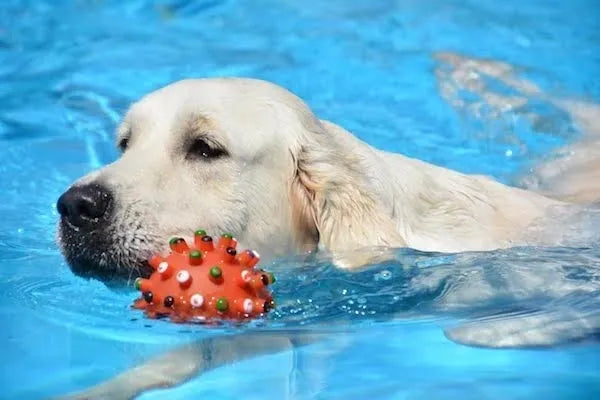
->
[380,270,392,280]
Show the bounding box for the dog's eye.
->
[187,138,228,160]
[118,137,129,152]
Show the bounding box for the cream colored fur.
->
[57,53,600,399]
[59,53,600,399]
[69,75,591,272]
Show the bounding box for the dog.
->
[56,52,600,399]
[56,67,597,280]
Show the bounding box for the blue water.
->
[1,0,600,399]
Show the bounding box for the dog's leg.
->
[523,99,600,203]
[434,51,600,204]
[54,330,329,400]
[445,305,600,348]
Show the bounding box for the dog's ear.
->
[290,120,406,268]
[289,146,320,254]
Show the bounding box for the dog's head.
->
[57,78,401,280]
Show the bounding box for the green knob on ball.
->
[216,297,229,312]
[210,266,222,278]
[189,250,202,259]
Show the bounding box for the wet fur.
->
[56,52,600,399]
[58,72,596,277]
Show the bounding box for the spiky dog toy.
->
[133,230,275,322]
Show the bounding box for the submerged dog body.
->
[57,77,570,278]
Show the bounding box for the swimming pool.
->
[1,0,599,398]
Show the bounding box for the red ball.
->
[132,230,275,322]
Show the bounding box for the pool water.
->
[1,0,600,399]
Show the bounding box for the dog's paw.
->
[444,307,600,348]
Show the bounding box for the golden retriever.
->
[56,52,600,399]
[57,70,597,278]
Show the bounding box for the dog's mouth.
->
[57,218,158,283]
[68,256,154,283]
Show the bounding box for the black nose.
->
[57,183,113,229]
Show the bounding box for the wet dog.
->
[56,56,598,281]
[56,52,600,399]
